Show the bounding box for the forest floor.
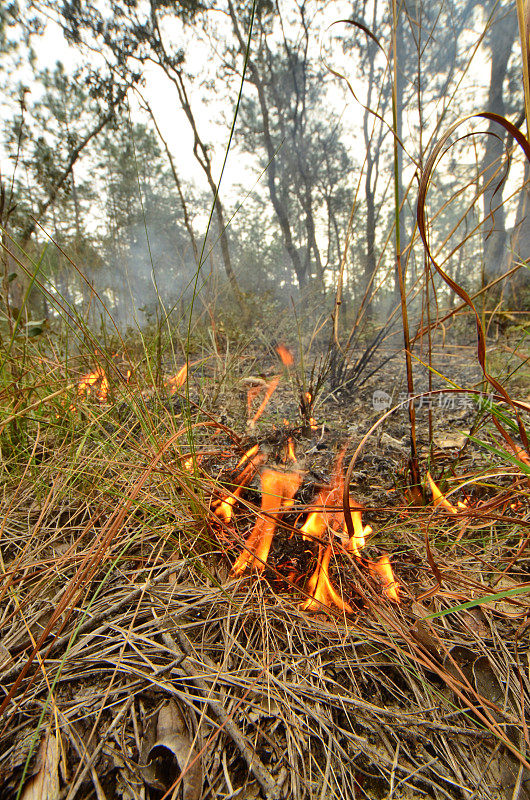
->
[1,333,530,800]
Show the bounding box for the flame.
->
[285,438,296,462]
[213,445,266,523]
[236,443,260,469]
[248,377,280,429]
[344,502,373,558]
[247,384,264,418]
[166,364,188,395]
[231,468,301,575]
[77,368,108,404]
[276,343,294,366]
[300,485,344,541]
[301,545,352,613]
[368,555,400,602]
[426,471,467,514]
[99,373,109,404]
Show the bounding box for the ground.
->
[1,335,530,799]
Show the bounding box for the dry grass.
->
[1,333,529,800]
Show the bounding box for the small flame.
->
[99,373,109,404]
[426,472,467,514]
[301,545,352,613]
[248,377,280,429]
[247,384,265,418]
[236,443,260,469]
[213,445,266,523]
[77,368,108,404]
[368,555,400,602]
[166,364,188,395]
[276,343,294,366]
[231,468,301,575]
[285,438,296,462]
[344,502,372,558]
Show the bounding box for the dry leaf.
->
[0,643,11,669]
[140,700,202,800]
[20,729,60,800]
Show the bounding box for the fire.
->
[426,471,467,514]
[236,443,260,469]
[223,434,401,609]
[77,368,108,404]
[300,485,344,542]
[231,468,301,575]
[276,343,294,366]
[299,389,318,431]
[285,438,296,463]
[248,377,280,429]
[166,364,188,395]
[213,445,266,523]
[99,372,109,404]
[368,555,400,602]
[301,545,353,613]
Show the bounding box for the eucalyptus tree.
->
[2,54,127,315]
[479,1,524,289]
[51,0,244,302]
[226,0,354,294]
[97,120,196,326]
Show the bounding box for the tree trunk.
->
[227,0,306,290]
[482,8,518,284]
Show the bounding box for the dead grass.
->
[1,333,529,800]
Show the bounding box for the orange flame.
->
[285,438,296,462]
[248,377,280,429]
[166,364,188,395]
[426,471,467,514]
[368,555,400,602]
[231,468,301,575]
[276,343,294,366]
[247,384,265,418]
[300,485,344,542]
[235,443,260,469]
[99,373,109,404]
[213,446,266,523]
[77,368,108,404]
[301,545,352,613]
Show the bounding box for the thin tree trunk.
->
[142,98,200,264]
[227,0,306,289]
[482,8,518,283]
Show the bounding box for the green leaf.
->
[426,584,530,619]
[467,434,530,475]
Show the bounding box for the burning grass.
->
[1,337,530,800]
